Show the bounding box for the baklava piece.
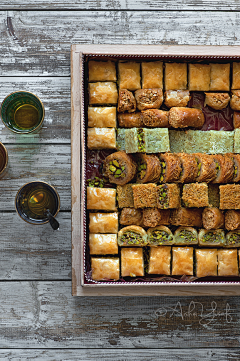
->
[88,82,118,104]
[231,62,240,89]
[174,227,198,246]
[87,128,116,149]
[118,113,143,128]
[234,129,240,153]
[184,130,212,154]
[225,210,240,231]
[156,183,180,209]
[169,130,187,153]
[135,88,163,111]
[212,154,234,184]
[121,248,144,277]
[147,226,174,246]
[198,229,226,247]
[91,257,120,281]
[194,153,216,183]
[89,234,118,255]
[204,92,230,110]
[218,249,238,276]
[182,183,209,208]
[233,112,240,128]
[125,128,142,153]
[117,89,136,113]
[177,153,198,183]
[117,184,134,208]
[116,128,126,151]
[142,208,168,228]
[220,184,240,209]
[132,183,158,208]
[208,184,220,208]
[164,63,187,90]
[230,90,240,110]
[168,107,205,129]
[195,249,217,277]
[88,107,116,128]
[136,154,161,183]
[87,187,116,211]
[118,61,141,91]
[141,61,163,89]
[118,225,147,246]
[148,246,171,275]
[210,63,230,91]
[164,90,190,108]
[226,230,240,247]
[89,212,118,233]
[188,63,211,91]
[144,128,170,153]
[140,109,169,128]
[170,207,203,227]
[88,60,116,82]
[120,208,143,226]
[159,153,182,183]
[172,247,193,275]
[208,130,234,154]
[202,207,224,230]
[103,151,137,186]
[225,153,240,182]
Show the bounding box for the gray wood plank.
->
[0,212,71,280]
[0,144,70,211]
[1,11,240,76]
[0,77,70,143]
[0,281,240,348]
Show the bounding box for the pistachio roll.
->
[118,225,148,246]
[147,226,174,246]
[194,153,216,183]
[198,229,226,247]
[226,230,240,247]
[136,154,161,183]
[174,227,198,245]
[159,152,181,183]
[212,154,234,184]
[103,150,137,185]
[156,183,180,209]
[202,207,224,230]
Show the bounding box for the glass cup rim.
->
[0,90,45,134]
[0,142,8,175]
[15,181,60,225]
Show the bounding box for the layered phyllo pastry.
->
[141,61,163,89]
[226,230,240,247]
[103,151,137,185]
[194,153,216,183]
[91,257,120,281]
[170,207,203,227]
[164,63,187,90]
[168,107,205,129]
[140,109,169,128]
[147,226,174,246]
[210,63,230,91]
[208,131,234,154]
[121,247,144,277]
[182,183,209,208]
[119,208,143,226]
[188,63,211,91]
[171,247,193,275]
[143,208,170,228]
[116,184,134,208]
[148,246,171,275]
[218,249,238,276]
[231,62,240,89]
[118,225,148,246]
[208,184,220,208]
[88,82,118,104]
[117,89,136,113]
[118,62,141,91]
[89,212,118,233]
[230,90,240,110]
[177,153,198,183]
[87,187,116,211]
[116,128,126,150]
[88,107,116,128]
[202,207,224,230]
[89,234,118,255]
[135,88,163,110]
[136,154,161,183]
[225,210,240,231]
[156,183,180,209]
[212,154,234,184]
[159,152,182,183]
[132,183,158,208]
[118,113,143,128]
[87,128,116,149]
[195,249,218,277]
[198,229,226,247]
[220,184,240,209]
[88,60,116,82]
[226,153,240,183]
[233,112,240,129]
[164,90,190,108]
[174,227,198,246]
[204,92,230,110]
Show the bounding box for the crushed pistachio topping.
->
[149,230,173,245]
[227,232,240,245]
[87,177,105,187]
[119,231,142,245]
[108,159,126,178]
[201,231,223,243]
[158,184,169,208]
[137,162,147,180]
[178,230,197,243]
[137,128,145,152]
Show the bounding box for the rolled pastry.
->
[147,226,174,246]
[89,234,118,255]
[164,90,190,108]
[91,257,120,281]
[136,154,161,183]
[117,89,136,113]
[135,89,163,111]
[225,210,240,230]
[170,207,203,227]
[230,90,240,111]
[174,227,198,245]
[204,92,230,110]
[118,113,143,128]
[225,153,240,183]
[103,151,137,185]
[177,153,198,183]
[119,208,143,226]
[159,152,182,183]
[118,225,148,246]
[169,107,205,129]
[226,230,240,247]
[140,109,169,128]
[202,207,224,230]
[194,153,217,183]
[233,112,240,129]
[156,183,180,209]
[142,208,162,228]
[212,154,234,184]
[198,229,226,247]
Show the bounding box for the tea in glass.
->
[0,142,8,175]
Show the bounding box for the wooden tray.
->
[71,44,240,296]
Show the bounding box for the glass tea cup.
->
[1,91,45,134]
[15,181,60,229]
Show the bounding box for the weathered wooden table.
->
[1,2,240,360]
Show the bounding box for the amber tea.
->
[14,104,39,129]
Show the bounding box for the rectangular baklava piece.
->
[188,63,211,91]
[232,62,240,89]
[121,248,144,277]
[91,257,120,281]
[89,234,118,255]
[218,249,238,276]
[118,61,141,90]
[156,183,180,209]
[87,128,116,149]
[87,187,117,210]
[132,183,158,208]
[164,63,187,90]
[88,60,117,82]
[124,127,170,153]
[88,107,117,128]
[182,183,209,208]
[220,184,240,209]
[171,247,193,275]
[195,249,218,277]
[148,246,171,275]
[141,61,163,89]
[116,184,134,208]
[88,82,118,104]
[89,212,118,233]
[209,63,230,91]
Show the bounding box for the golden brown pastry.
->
[232,62,240,89]
[135,88,163,110]
[182,183,209,208]
[177,153,198,183]
[118,113,143,128]
[136,154,161,183]
[118,62,141,90]
[174,227,198,245]
[218,249,238,276]
[159,153,182,183]
[188,63,211,91]
[225,210,240,230]
[103,151,137,185]
[91,257,120,281]
[142,208,162,228]
[140,109,169,127]
[210,63,230,91]
[87,187,116,211]
[147,226,174,246]
[164,63,187,90]
[164,90,190,108]
[195,249,217,277]
[89,234,118,255]
[88,82,118,104]
[156,183,180,209]
[88,107,116,128]
[230,90,240,110]
[87,128,116,149]
[233,111,240,128]
[148,246,171,275]
[117,184,134,208]
[141,61,163,89]
[119,208,143,226]
[212,154,234,184]
[88,60,116,82]
[89,212,118,234]
[132,183,158,208]
[172,247,193,275]
[202,207,224,230]
[170,207,203,227]
[169,107,205,129]
[121,248,144,277]
[117,89,136,113]
[198,229,225,247]
[194,153,217,183]
[118,225,147,246]
[219,184,240,210]
[204,92,230,110]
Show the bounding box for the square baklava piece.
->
[121,248,144,277]
[118,61,141,90]
[182,183,209,208]
[88,60,117,82]
[141,61,163,89]
[87,128,116,149]
[209,63,230,91]
[232,62,240,89]
[164,63,187,90]
[219,184,240,209]
[132,183,158,208]
[91,257,120,281]
[218,249,238,276]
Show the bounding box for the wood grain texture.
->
[0,281,239,348]
[2,11,240,76]
[0,144,70,211]
[0,212,71,280]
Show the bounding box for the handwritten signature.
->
[155,301,234,327]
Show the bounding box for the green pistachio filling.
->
[137,128,145,152]
[227,232,240,246]
[178,230,197,243]
[159,160,166,182]
[195,158,201,177]
[149,230,173,245]
[87,177,105,187]
[108,160,126,178]
[137,162,147,180]
[201,231,223,243]
[119,231,142,245]
[215,161,221,176]
[158,184,169,208]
